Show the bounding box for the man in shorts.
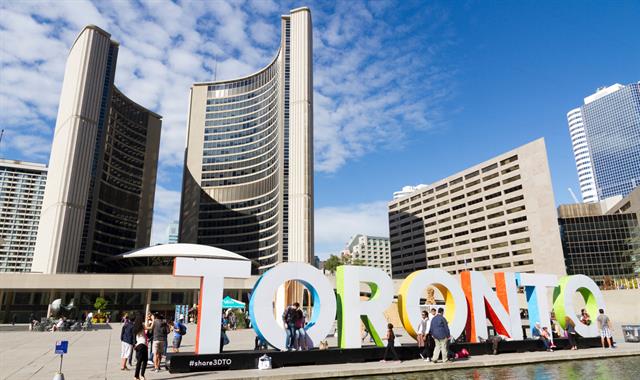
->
[173,318,186,352]
[597,309,614,348]
[152,313,169,372]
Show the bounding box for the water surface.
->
[342,356,640,380]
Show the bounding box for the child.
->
[380,323,401,362]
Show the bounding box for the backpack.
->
[178,323,187,336]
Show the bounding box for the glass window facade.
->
[559,213,640,285]
[576,83,640,200]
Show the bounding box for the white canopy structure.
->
[118,243,249,261]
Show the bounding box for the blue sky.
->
[1,0,638,259]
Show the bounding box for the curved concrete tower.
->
[180,7,313,274]
[32,26,161,273]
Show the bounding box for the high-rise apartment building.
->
[31,25,162,274]
[567,82,640,202]
[344,235,392,276]
[166,221,179,244]
[558,187,640,285]
[0,160,47,272]
[388,139,566,278]
[180,8,313,274]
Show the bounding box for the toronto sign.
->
[173,258,606,354]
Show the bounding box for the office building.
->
[344,234,392,276]
[31,26,162,274]
[180,8,313,274]
[0,160,47,272]
[388,138,566,278]
[567,82,640,202]
[166,221,179,244]
[558,187,640,285]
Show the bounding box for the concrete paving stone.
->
[1,324,638,379]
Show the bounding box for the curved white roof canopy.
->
[117,243,249,261]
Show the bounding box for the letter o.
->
[249,262,337,350]
[553,275,605,337]
[398,269,468,340]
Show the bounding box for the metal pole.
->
[52,355,65,380]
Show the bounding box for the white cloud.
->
[314,200,389,259]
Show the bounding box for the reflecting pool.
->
[343,356,640,380]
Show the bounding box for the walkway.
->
[1,324,638,379]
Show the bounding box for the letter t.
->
[173,257,251,354]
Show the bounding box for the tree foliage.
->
[323,254,367,274]
[94,296,109,312]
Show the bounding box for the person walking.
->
[133,315,149,380]
[120,315,135,371]
[151,313,169,372]
[294,304,307,350]
[597,309,614,348]
[565,316,578,350]
[380,323,400,362]
[429,308,450,363]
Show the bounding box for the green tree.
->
[351,258,366,266]
[323,254,343,274]
[94,297,109,313]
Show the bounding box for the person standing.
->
[220,312,230,352]
[565,316,578,350]
[145,313,154,367]
[152,313,169,372]
[132,315,149,380]
[597,309,614,348]
[294,305,307,350]
[417,311,428,349]
[86,311,93,330]
[429,308,450,363]
[282,304,297,351]
[418,311,433,361]
[380,323,400,362]
[173,318,186,353]
[120,315,134,371]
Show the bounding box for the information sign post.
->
[53,340,68,380]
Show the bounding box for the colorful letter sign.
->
[553,275,605,337]
[336,265,394,348]
[249,262,336,351]
[172,256,608,353]
[173,257,251,354]
[397,269,468,340]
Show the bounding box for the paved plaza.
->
[1,323,638,379]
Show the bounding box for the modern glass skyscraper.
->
[567,82,640,202]
[0,160,47,272]
[180,8,313,274]
[31,26,162,274]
